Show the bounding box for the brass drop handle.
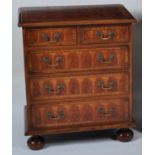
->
[96,54,115,63]
[42,56,63,67]
[53,32,61,41]
[41,33,50,41]
[97,80,115,90]
[44,83,64,94]
[46,111,65,120]
[41,32,61,42]
[96,31,114,40]
[97,107,115,116]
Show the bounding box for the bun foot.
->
[27,136,45,150]
[116,128,133,142]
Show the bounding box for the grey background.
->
[13,0,142,154]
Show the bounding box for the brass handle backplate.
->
[97,80,115,90]
[42,56,63,67]
[41,33,50,41]
[45,83,64,94]
[53,32,61,41]
[96,31,114,40]
[96,53,115,63]
[97,107,115,116]
[41,32,61,42]
[46,111,65,120]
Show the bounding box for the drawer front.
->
[30,73,129,100]
[31,99,129,129]
[28,47,128,73]
[80,25,129,44]
[25,27,77,46]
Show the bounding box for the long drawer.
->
[30,98,129,129]
[30,73,129,101]
[28,46,129,74]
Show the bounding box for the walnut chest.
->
[18,4,136,150]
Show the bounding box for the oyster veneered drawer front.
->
[25,27,77,46]
[30,73,129,100]
[31,99,129,129]
[28,47,128,73]
[80,25,129,44]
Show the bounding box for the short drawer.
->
[80,25,129,44]
[28,47,129,73]
[30,73,129,101]
[30,99,129,129]
[24,27,77,46]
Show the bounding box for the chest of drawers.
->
[18,4,136,150]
